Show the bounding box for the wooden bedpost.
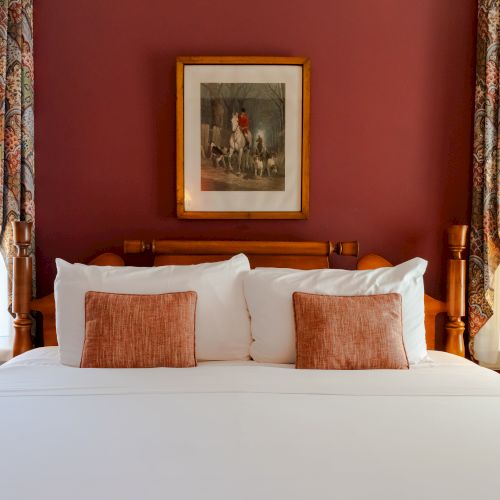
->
[11,220,33,356]
[445,225,468,357]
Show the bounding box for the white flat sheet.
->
[1,348,500,500]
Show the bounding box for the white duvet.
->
[1,348,500,500]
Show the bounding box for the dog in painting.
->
[210,142,227,168]
[253,155,264,177]
[267,154,278,176]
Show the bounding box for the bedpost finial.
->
[448,225,468,259]
[445,224,468,358]
[12,221,32,257]
[11,220,34,356]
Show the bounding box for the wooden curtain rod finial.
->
[123,240,151,254]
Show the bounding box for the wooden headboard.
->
[10,223,467,359]
[123,239,359,269]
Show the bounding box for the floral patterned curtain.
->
[469,0,500,359]
[0,0,35,299]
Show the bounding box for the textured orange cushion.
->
[81,291,197,368]
[293,292,409,370]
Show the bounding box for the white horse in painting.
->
[228,112,252,174]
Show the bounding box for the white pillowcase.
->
[54,254,251,367]
[243,258,428,365]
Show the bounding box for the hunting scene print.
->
[200,82,285,191]
[177,57,309,219]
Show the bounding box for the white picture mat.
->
[184,65,303,212]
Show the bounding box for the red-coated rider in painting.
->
[238,108,250,146]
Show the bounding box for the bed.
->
[2,222,499,500]
[1,347,500,500]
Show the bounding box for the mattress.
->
[1,348,500,500]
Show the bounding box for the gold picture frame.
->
[176,56,310,219]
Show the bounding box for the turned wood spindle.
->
[11,220,34,356]
[445,225,468,357]
[123,240,150,254]
[334,241,359,258]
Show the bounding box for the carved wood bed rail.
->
[9,222,468,359]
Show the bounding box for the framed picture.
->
[176,56,310,219]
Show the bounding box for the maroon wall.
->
[34,0,477,298]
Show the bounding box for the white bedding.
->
[1,348,500,500]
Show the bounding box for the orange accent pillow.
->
[81,291,197,368]
[292,292,409,370]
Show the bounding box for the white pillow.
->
[243,258,428,364]
[55,254,251,366]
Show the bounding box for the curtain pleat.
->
[469,0,500,361]
[0,0,34,302]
